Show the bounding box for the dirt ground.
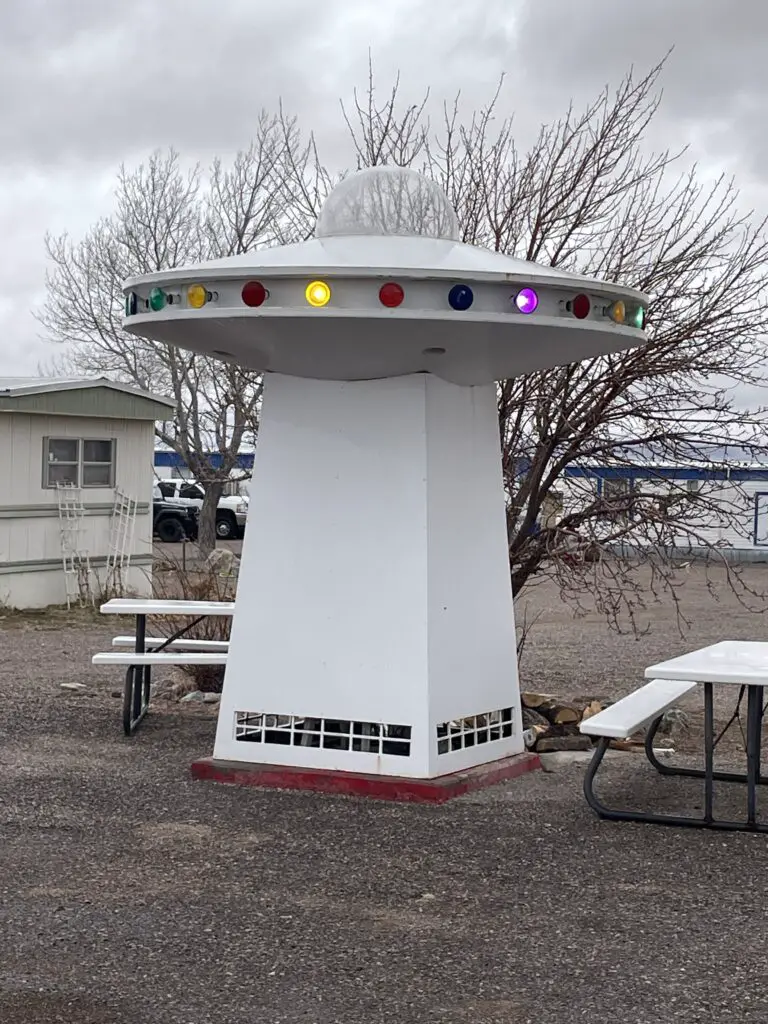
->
[2,562,768,1022]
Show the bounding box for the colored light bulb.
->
[514,288,538,314]
[379,282,404,308]
[630,305,645,330]
[306,280,331,307]
[571,293,591,320]
[242,281,268,307]
[608,300,626,324]
[187,284,208,309]
[148,287,166,312]
[448,284,474,311]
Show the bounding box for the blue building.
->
[155,445,768,556]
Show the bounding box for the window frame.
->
[179,482,204,501]
[42,437,80,489]
[42,436,117,489]
[597,477,637,523]
[81,438,117,488]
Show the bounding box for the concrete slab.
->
[191,751,542,803]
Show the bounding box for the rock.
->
[539,750,597,771]
[522,728,538,750]
[153,678,187,701]
[656,707,690,737]
[202,692,221,704]
[535,735,593,753]
[60,682,87,692]
[180,690,206,704]
[203,548,239,576]
[521,707,550,730]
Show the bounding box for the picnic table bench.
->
[95,598,234,736]
[580,641,768,833]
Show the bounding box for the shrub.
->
[151,551,237,693]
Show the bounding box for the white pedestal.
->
[213,372,523,778]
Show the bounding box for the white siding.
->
[0,412,156,608]
[0,564,151,610]
[556,473,767,552]
[0,412,155,505]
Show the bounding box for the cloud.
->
[0,0,518,165]
[0,0,519,372]
[0,0,766,384]
[511,0,768,176]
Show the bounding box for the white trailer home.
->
[0,377,174,608]
[557,450,768,561]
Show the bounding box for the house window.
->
[82,439,115,486]
[603,478,634,501]
[45,438,80,487]
[598,477,636,521]
[44,438,116,488]
[687,479,700,494]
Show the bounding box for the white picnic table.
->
[581,640,768,832]
[95,598,235,735]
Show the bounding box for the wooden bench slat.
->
[93,652,228,666]
[579,678,697,739]
[111,636,229,652]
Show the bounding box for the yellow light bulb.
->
[610,300,626,324]
[187,284,208,309]
[305,280,331,307]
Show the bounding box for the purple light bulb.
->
[514,288,538,314]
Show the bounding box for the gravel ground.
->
[2,563,768,1023]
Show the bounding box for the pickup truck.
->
[153,480,248,539]
[153,498,199,543]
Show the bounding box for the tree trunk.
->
[197,481,225,557]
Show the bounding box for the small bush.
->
[151,552,237,693]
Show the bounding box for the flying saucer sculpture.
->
[123,167,648,797]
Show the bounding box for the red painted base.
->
[190,752,542,804]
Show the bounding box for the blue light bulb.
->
[448,284,474,311]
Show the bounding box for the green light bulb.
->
[631,306,645,330]
[149,287,166,312]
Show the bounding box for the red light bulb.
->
[242,281,268,307]
[572,293,591,320]
[379,282,404,308]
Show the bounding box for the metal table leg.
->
[704,682,714,823]
[746,685,763,825]
[120,613,209,736]
[586,681,768,832]
[123,613,151,736]
[644,685,768,788]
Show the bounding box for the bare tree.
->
[39,113,327,553]
[39,59,768,630]
[339,57,768,631]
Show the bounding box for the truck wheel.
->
[216,513,236,540]
[156,517,184,543]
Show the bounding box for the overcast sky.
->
[1,0,766,376]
